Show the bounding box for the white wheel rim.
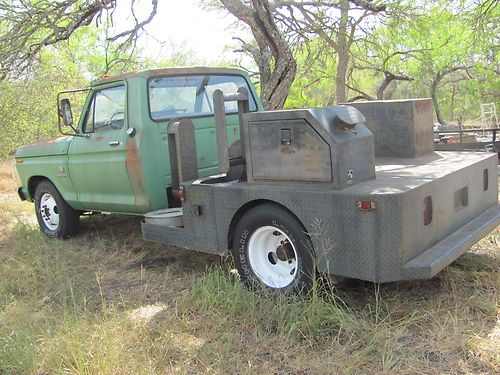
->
[39,193,59,231]
[248,226,298,288]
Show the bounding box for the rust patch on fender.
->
[95,136,104,141]
[125,140,150,211]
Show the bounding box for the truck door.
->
[68,83,137,213]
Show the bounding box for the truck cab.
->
[15,67,262,236]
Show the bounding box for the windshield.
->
[148,74,257,121]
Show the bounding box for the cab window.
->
[148,75,257,121]
[83,85,126,133]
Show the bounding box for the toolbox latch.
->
[281,128,291,146]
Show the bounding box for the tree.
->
[218,0,297,110]
[346,1,495,124]
[352,46,421,100]
[0,21,155,157]
[348,22,427,101]
[214,1,391,107]
[272,0,388,103]
[0,49,88,157]
[286,41,339,107]
[393,6,475,124]
[0,0,158,80]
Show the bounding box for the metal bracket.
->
[167,118,198,191]
[212,87,249,175]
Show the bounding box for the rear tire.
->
[232,204,315,294]
[34,180,80,239]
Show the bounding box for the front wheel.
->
[232,204,315,294]
[34,180,80,239]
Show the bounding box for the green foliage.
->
[1,0,498,155]
[395,4,498,121]
[286,1,499,123]
[0,25,148,158]
[0,52,88,157]
[285,43,338,109]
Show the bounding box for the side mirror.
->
[60,98,73,126]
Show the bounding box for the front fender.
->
[16,156,81,209]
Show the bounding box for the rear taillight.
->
[357,200,376,211]
[174,186,185,202]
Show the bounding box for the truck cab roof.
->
[94,66,251,86]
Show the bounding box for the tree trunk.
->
[260,53,296,110]
[336,0,349,103]
[450,84,456,121]
[377,73,413,100]
[430,67,466,125]
[376,77,391,100]
[430,76,446,125]
[383,80,398,99]
[220,0,296,110]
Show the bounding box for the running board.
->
[403,205,500,280]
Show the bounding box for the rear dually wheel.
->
[232,203,315,294]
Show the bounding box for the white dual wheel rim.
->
[248,225,298,288]
[39,193,59,231]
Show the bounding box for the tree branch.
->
[0,0,158,81]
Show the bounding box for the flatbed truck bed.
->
[143,149,499,283]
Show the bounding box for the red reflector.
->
[174,186,185,201]
[357,200,376,211]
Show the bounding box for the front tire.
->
[34,181,80,239]
[232,204,315,294]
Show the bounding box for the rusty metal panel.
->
[402,205,500,279]
[248,119,333,182]
[348,99,434,158]
[208,181,400,282]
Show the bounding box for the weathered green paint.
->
[16,136,73,158]
[15,67,263,214]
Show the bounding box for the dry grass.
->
[0,197,498,374]
[0,158,20,195]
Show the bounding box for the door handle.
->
[108,141,120,146]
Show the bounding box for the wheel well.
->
[27,176,50,199]
[227,199,306,250]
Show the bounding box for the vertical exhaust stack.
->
[212,87,249,178]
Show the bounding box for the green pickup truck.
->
[14,66,500,292]
[15,67,262,238]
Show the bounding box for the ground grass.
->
[0,159,19,195]
[0,198,498,374]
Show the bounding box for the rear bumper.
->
[403,205,500,280]
[17,186,27,201]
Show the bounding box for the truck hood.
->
[15,136,73,158]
